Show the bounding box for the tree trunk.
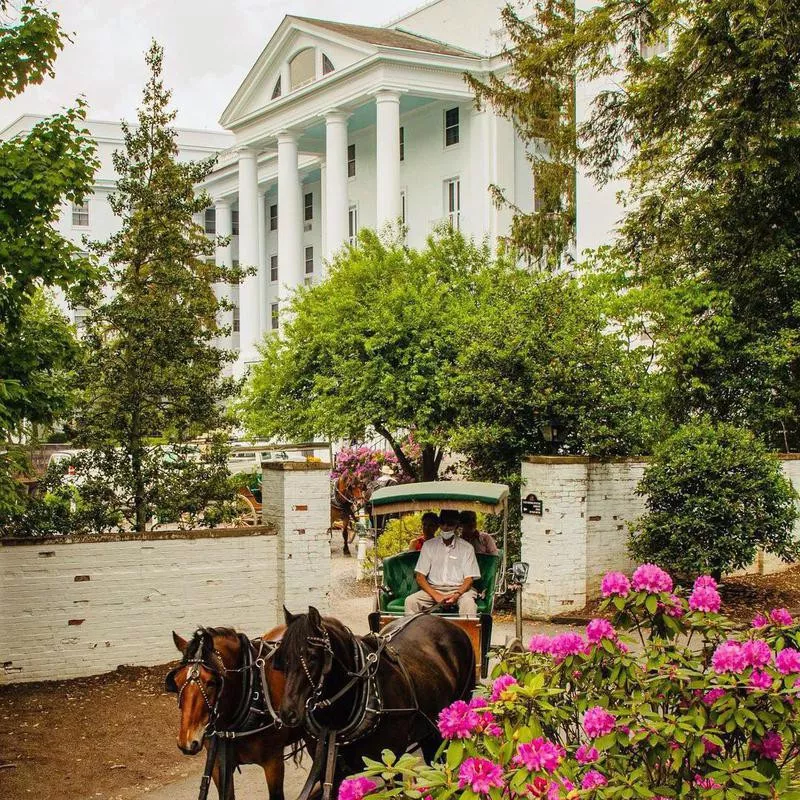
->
[421,445,439,482]
[130,415,147,533]
[373,423,419,481]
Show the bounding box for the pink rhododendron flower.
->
[776,648,800,675]
[660,594,685,617]
[631,563,673,593]
[694,575,717,590]
[702,687,726,705]
[703,737,721,755]
[528,634,553,654]
[689,585,722,613]
[694,775,722,790]
[437,700,480,739]
[581,771,608,790]
[771,608,794,626]
[583,706,616,738]
[490,673,518,701]
[754,731,783,760]
[550,632,586,662]
[743,639,772,668]
[749,670,773,691]
[586,618,616,643]
[712,641,747,674]
[338,777,377,800]
[525,778,549,798]
[601,571,631,597]
[458,758,504,794]
[513,738,564,773]
[752,613,769,629]
[575,744,599,764]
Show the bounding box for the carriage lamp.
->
[541,418,564,455]
[510,561,530,641]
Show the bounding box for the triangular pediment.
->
[220,16,376,129]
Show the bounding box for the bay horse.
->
[330,474,368,556]
[166,625,303,800]
[277,607,475,797]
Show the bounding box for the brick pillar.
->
[521,457,589,618]
[261,462,331,615]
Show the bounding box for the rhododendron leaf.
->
[459,789,477,800]
[595,733,616,751]
[645,595,658,614]
[614,596,626,611]
[446,742,463,770]
[382,750,396,767]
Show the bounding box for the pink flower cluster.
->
[581,770,608,790]
[752,608,794,628]
[711,641,749,674]
[490,673,518,701]
[513,738,564,773]
[750,670,773,690]
[586,618,616,643]
[776,648,800,675]
[525,776,574,799]
[689,576,722,613]
[583,706,616,738]
[458,757,504,794]
[601,571,630,597]
[438,698,499,740]
[743,640,772,668]
[631,564,673,593]
[330,447,399,483]
[527,632,588,662]
[575,744,599,764]
[338,777,377,800]
[753,731,783,760]
[702,688,726,706]
[694,775,722,790]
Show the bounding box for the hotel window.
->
[304,192,313,222]
[304,276,313,286]
[445,177,461,230]
[271,302,279,330]
[204,207,216,234]
[72,202,89,227]
[269,204,278,231]
[230,259,240,285]
[347,143,356,177]
[399,126,405,161]
[233,304,240,333]
[270,255,278,283]
[322,54,335,75]
[305,246,314,274]
[231,209,239,236]
[289,48,315,90]
[348,205,358,246]
[401,190,407,226]
[271,76,282,99]
[444,107,459,147]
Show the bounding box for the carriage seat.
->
[379,550,502,615]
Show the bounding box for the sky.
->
[0,0,416,131]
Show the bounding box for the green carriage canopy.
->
[369,481,509,516]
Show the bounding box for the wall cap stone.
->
[524,453,800,465]
[0,524,276,547]
[262,461,331,471]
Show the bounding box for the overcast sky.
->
[1,0,414,131]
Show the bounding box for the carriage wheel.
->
[233,494,259,527]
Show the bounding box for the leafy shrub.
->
[362,513,424,576]
[348,564,800,799]
[630,420,798,579]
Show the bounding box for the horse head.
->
[165,628,244,755]
[277,606,343,728]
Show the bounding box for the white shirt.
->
[415,535,481,588]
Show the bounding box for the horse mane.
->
[183,626,240,665]
[281,613,349,664]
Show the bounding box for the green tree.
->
[75,42,236,531]
[630,420,799,579]
[0,1,99,512]
[479,0,800,449]
[240,228,490,481]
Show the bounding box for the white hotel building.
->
[2,0,622,374]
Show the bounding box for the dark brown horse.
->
[330,474,368,556]
[277,607,475,793]
[167,625,302,800]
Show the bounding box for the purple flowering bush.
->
[331,446,402,484]
[344,565,800,799]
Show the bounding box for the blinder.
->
[165,666,181,694]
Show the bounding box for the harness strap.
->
[198,735,219,800]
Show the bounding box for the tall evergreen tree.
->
[76,42,236,531]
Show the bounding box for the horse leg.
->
[263,750,285,800]
[342,516,351,557]
[212,761,236,800]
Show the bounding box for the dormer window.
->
[322,54,335,75]
[271,76,282,99]
[289,48,315,90]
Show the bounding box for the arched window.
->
[322,54,335,75]
[289,48,315,90]
[271,76,282,99]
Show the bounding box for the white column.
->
[257,190,268,337]
[324,111,350,261]
[375,90,401,229]
[277,132,304,292]
[214,200,233,346]
[237,148,261,366]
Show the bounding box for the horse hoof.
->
[343,548,351,557]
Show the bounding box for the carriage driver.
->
[404,509,480,616]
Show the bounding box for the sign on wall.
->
[522,493,543,516]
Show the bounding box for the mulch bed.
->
[0,662,193,800]
[553,564,800,626]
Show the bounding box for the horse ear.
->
[307,606,322,629]
[283,606,296,625]
[172,631,188,653]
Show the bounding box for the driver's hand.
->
[431,590,446,603]
[443,592,460,604]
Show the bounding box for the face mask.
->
[440,530,455,541]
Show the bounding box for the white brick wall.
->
[521,455,800,619]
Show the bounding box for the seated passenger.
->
[404,509,480,616]
[459,510,499,555]
[409,512,439,551]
